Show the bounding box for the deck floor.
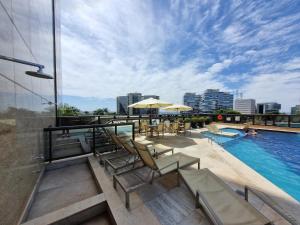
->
[102,129,300,225]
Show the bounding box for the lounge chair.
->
[132,141,200,184]
[105,136,174,173]
[178,122,192,136]
[104,135,138,173]
[179,169,272,225]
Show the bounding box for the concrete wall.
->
[0,1,61,224]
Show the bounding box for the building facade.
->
[183,93,201,112]
[291,105,300,115]
[0,1,61,224]
[234,99,256,114]
[117,93,159,115]
[116,96,128,115]
[257,102,281,114]
[200,89,233,113]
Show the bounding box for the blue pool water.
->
[202,128,300,202]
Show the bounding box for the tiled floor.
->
[26,161,99,220]
[106,130,300,225]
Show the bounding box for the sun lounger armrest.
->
[245,186,295,225]
[196,190,223,225]
[157,161,179,172]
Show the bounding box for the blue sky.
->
[61,0,300,113]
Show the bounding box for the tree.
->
[215,109,241,114]
[93,108,109,115]
[57,104,80,116]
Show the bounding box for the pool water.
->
[202,128,300,202]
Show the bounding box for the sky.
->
[61,0,300,113]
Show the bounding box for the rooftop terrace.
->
[19,123,300,225]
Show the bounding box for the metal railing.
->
[44,122,135,162]
[56,114,300,128]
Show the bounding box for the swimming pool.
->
[202,128,300,202]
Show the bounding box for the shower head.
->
[25,68,53,79]
[0,55,53,79]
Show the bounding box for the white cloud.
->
[60,0,300,111]
[242,72,300,112]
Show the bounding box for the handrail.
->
[44,122,135,131]
[44,122,135,162]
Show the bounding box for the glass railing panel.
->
[254,116,265,125]
[48,128,92,160]
[291,115,300,128]
[274,115,289,127]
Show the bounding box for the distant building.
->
[234,99,256,114]
[127,93,142,115]
[200,89,233,113]
[183,93,201,112]
[116,96,128,115]
[116,93,160,115]
[257,102,281,114]
[291,105,300,115]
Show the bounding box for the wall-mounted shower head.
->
[0,55,53,79]
[26,68,53,79]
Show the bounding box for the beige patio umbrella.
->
[163,104,192,113]
[128,98,172,123]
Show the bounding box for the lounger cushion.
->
[179,169,270,225]
[155,153,199,175]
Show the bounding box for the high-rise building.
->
[0,1,61,224]
[117,93,160,115]
[257,102,281,114]
[200,89,233,113]
[116,96,128,115]
[234,99,256,114]
[291,105,300,115]
[127,93,142,115]
[183,93,201,112]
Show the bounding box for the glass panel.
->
[291,115,300,128]
[275,115,289,127]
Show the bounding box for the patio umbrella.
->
[128,98,172,124]
[163,104,192,113]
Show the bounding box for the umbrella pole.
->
[149,106,152,125]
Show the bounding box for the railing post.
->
[252,115,255,125]
[49,131,52,163]
[92,127,96,155]
[288,115,291,127]
[264,116,267,126]
[98,116,100,124]
[132,123,135,140]
[273,116,276,126]
[138,116,141,134]
[115,124,117,135]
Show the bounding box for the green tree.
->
[58,104,80,116]
[215,109,241,114]
[93,108,109,115]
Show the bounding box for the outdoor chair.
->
[171,122,179,134]
[105,136,173,173]
[179,122,192,136]
[96,129,130,164]
[154,123,164,137]
[104,135,138,173]
[179,169,273,225]
[132,140,200,184]
[164,120,171,133]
